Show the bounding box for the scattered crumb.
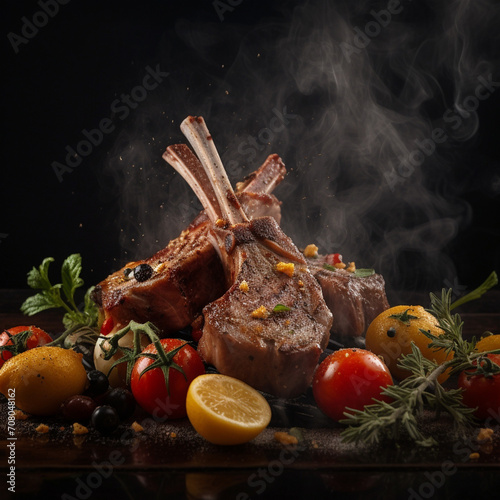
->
[469,452,480,460]
[276,262,295,277]
[346,262,356,273]
[274,431,298,446]
[169,432,177,438]
[312,440,319,449]
[14,410,29,420]
[72,423,89,435]
[154,261,167,273]
[251,306,270,319]
[131,421,144,433]
[35,424,49,434]
[303,244,318,258]
[239,280,249,292]
[215,218,226,228]
[59,427,65,431]
[477,428,494,443]
[298,280,304,288]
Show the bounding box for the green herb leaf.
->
[323,263,336,272]
[61,253,84,307]
[26,257,55,290]
[352,268,375,278]
[20,254,98,330]
[273,304,291,313]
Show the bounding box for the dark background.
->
[1,0,499,301]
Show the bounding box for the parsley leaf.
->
[20,254,98,329]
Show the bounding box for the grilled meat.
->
[91,151,286,335]
[164,116,332,397]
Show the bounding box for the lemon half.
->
[186,374,272,445]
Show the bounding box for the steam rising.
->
[104,0,500,293]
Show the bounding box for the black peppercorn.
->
[133,263,153,282]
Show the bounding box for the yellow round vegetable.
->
[475,334,500,353]
[365,305,452,383]
[0,346,87,416]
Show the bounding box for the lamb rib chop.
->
[91,152,286,335]
[308,255,389,338]
[164,116,332,398]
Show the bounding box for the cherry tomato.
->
[458,354,500,420]
[131,339,205,420]
[313,348,393,422]
[0,325,52,368]
[325,253,342,266]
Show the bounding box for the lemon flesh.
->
[186,374,272,445]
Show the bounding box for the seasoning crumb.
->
[303,244,319,258]
[35,424,49,434]
[131,421,144,433]
[477,428,494,442]
[154,261,167,273]
[469,452,480,460]
[298,280,304,288]
[274,431,298,446]
[346,262,356,273]
[170,432,177,438]
[276,262,295,277]
[14,410,28,420]
[251,306,270,319]
[72,423,89,435]
[312,440,319,449]
[215,218,226,228]
[239,280,249,292]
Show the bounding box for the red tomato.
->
[458,354,500,420]
[0,325,52,368]
[130,339,205,420]
[100,317,114,336]
[313,348,393,422]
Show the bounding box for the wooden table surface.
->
[1,289,499,499]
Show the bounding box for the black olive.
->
[91,405,120,434]
[104,387,136,420]
[85,370,109,397]
[387,327,396,338]
[133,263,153,282]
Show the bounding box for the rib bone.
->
[166,116,332,397]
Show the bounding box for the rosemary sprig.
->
[341,272,499,446]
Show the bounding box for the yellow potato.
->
[365,305,452,383]
[475,334,500,353]
[0,346,87,416]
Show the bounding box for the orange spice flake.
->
[251,306,270,319]
[303,244,319,258]
[276,262,295,277]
